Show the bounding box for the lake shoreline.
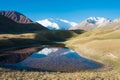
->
[0,43,103,72]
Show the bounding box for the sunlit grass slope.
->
[98,22,120,30]
[66,29,120,70]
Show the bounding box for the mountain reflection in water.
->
[15,47,101,72]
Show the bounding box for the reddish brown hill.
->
[0,13,48,34]
[0,11,32,23]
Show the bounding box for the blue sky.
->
[0,0,120,22]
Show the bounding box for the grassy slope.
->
[36,30,84,41]
[98,22,120,30]
[0,33,37,49]
[0,30,84,49]
[65,29,120,70]
[1,29,120,70]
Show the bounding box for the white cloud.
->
[60,19,78,26]
[59,19,69,23]
[70,22,78,26]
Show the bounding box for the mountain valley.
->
[0,11,120,80]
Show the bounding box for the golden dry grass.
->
[0,33,38,49]
[0,67,120,80]
[0,33,36,40]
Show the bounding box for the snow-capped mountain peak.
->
[86,17,110,25]
[36,18,78,30]
[37,19,60,30]
[70,17,111,30]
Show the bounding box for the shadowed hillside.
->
[0,14,48,34]
[35,30,85,42]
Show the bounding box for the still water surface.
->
[15,47,101,71]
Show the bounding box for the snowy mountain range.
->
[36,18,78,30]
[86,17,110,25]
[37,17,120,30]
[70,17,111,30]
